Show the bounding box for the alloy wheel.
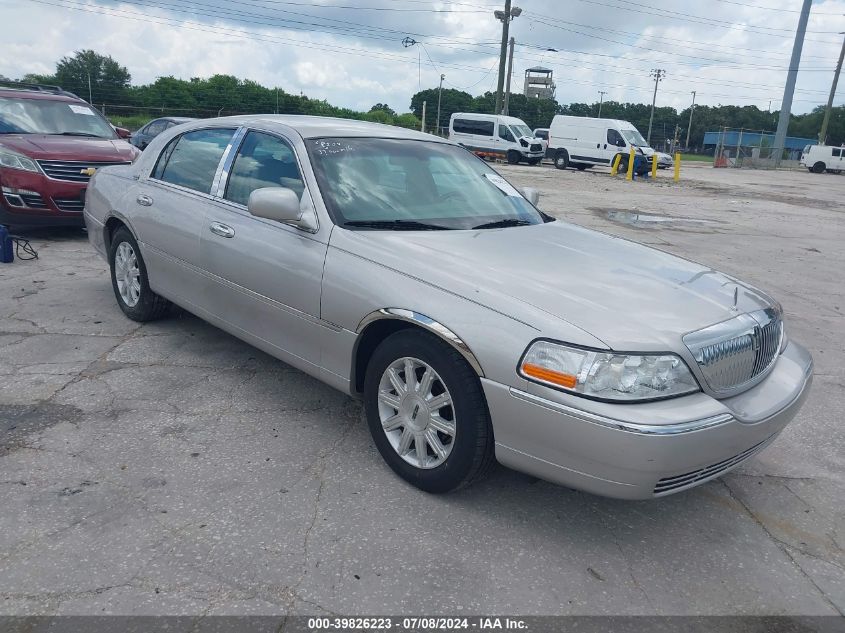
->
[114,241,141,307]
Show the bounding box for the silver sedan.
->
[83,115,813,499]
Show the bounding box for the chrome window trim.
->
[211,126,248,197]
[356,308,484,376]
[212,127,320,234]
[507,387,734,435]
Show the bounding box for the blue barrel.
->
[0,225,13,263]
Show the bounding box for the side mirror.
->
[520,187,540,206]
[115,127,131,139]
[248,187,302,224]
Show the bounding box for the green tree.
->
[54,50,130,104]
[370,103,396,117]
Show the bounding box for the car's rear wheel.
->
[554,150,569,170]
[812,161,826,174]
[506,150,521,165]
[363,329,495,493]
[109,227,171,322]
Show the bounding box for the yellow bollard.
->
[651,154,658,178]
[625,148,635,181]
[673,152,681,182]
[610,154,621,176]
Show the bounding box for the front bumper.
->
[0,168,85,227]
[484,340,813,499]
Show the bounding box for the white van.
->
[800,144,844,174]
[449,113,545,165]
[548,115,650,172]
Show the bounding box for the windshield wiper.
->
[58,132,104,138]
[471,218,534,229]
[343,219,451,231]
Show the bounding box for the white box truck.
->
[449,113,545,165]
[547,115,652,173]
[800,144,844,174]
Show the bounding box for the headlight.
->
[519,340,699,402]
[0,148,40,173]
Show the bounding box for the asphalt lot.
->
[0,163,843,617]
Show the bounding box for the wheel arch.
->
[103,213,138,254]
[351,308,485,396]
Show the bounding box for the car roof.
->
[179,114,447,142]
[156,116,195,123]
[0,88,82,103]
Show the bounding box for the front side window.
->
[307,137,548,230]
[225,131,304,206]
[535,129,548,140]
[151,128,235,194]
[498,125,515,142]
[607,129,625,146]
[146,120,167,136]
[0,96,117,138]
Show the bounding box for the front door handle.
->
[136,194,153,206]
[209,222,235,238]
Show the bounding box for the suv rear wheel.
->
[554,150,569,170]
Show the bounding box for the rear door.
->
[132,127,236,309]
[199,129,328,366]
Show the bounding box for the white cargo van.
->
[449,113,545,164]
[548,115,650,172]
[800,144,844,174]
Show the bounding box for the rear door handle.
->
[209,222,235,238]
[136,194,153,206]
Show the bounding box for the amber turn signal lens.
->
[521,363,577,389]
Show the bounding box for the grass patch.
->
[679,153,712,163]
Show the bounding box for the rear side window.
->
[151,128,235,193]
[453,119,494,136]
[225,131,304,206]
[146,120,167,136]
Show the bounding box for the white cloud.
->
[1,0,844,114]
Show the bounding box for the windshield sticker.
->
[68,104,96,115]
[483,173,520,197]
[313,140,354,156]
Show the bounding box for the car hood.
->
[0,134,139,162]
[333,220,774,350]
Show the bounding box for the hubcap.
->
[114,241,141,307]
[377,357,456,469]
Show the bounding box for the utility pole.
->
[421,100,426,133]
[87,71,93,104]
[597,91,606,118]
[646,69,665,145]
[685,90,696,150]
[493,2,521,115]
[773,0,812,166]
[819,32,845,145]
[436,73,445,136]
[503,37,515,115]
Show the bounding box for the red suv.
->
[0,83,140,228]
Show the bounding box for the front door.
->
[200,129,329,367]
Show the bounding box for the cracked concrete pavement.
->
[0,164,843,616]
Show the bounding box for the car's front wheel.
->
[364,329,495,493]
[109,227,171,321]
[812,161,826,174]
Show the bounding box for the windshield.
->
[307,138,547,230]
[0,97,117,138]
[621,129,648,146]
[512,124,532,138]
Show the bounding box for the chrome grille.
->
[53,196,85,212]
[654,435,774,495]
[37,160,130,182]
[683,307,783,394]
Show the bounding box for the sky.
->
[1,0,845,115]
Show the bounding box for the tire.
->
[506,150,521,165]
[109,226,171,322]
[527,157,541,165]
[617,156,629,175]
[812,161,826,174]
[363,329,495,493]
[554,150,569,170]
